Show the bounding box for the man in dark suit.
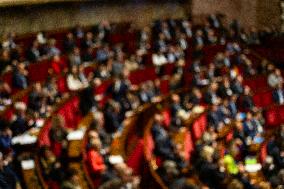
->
[273,83,284,105]
[204,83,219,104]
[107,76,129,103]
[241,86,254,110]
[231,75,244,95]
[26,40,41,62]
[12,62,28,89]
[207,104,223,129]
[151,114,175,160]
[0,152,20,189]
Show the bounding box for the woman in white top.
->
[67,65,88,91]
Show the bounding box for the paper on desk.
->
[67,129,86,141]
[12,134,37,145]
[245,164,262,173]
[21,159,35,170]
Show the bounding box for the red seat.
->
[253,90,273,108]
[192,113,207,141]
[265,108,280,128]
[259,142,267,164]
[56,76,68,93]
[160,79,169,94]
[184,131,193,161]
[144,133,154,161]
[162,109,171,128]
[27,60,51,82]
[126,139,145,175]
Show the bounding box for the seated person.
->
[87,133,106,175]
[0,80,11,107]
[151,114,175,160]
[0,152,21,189]
[272,83,284,105]
[61,168,81,189]
[10,102,31,136]
[12,62,28,89]
[67,65,88,91]
[268,68,283,89]
[26,40,41,62]
[0,126,12,153]
[51,55,67,74]
[49,115,68,157]
[39,146,64,182]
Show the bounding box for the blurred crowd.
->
[0,13,283,189]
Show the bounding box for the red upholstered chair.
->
[192,113,207,141]
[162,63,175,76]
[160,79,169,94]
[56,76,68,93]
[225,131,234,142]
[126,139,145,175]
[265,108,280,128]
[2,72,12,89]
[38,120,52,147]
[184,131,193,161]
[253,90,273,108]
[278,105,284,124]
[144,133,154,161]
[1,107,14,122]
[162,109,171,128]
[28,60,51,82]
[259,142,267,164]
[94,80,112,95]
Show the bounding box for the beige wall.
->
[191,0,281,29]
[0,0,281,35]
[0,2,186,34]
[256,0,281,29]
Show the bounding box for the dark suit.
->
[151,124,175,160]
[12,71,28,89]
[273,89,284,104]
[204,92,217,104]
[107,81,129,102]
[241,95,254,110]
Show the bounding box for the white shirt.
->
[152,54,167,66]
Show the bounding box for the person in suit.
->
[151,114,175,160]
[193,30,204,48]
[207,104,224,130]
[138,83,151,104]
[218,77,233,98]
[81,32,95,50]
[231,75,244,95]
[0,50,11,74]
[204,82,219,104]
[10,102,30,136]
[68,47,82,66]
[107,76,129,102]
[273,83,284,104]
[241,86,254,110]
[63,32,76,53]
[82,47,95,63]
[49,115,68,158]
[12,62,28,89]
[61,168,82,189]
[103,101,122,133]
[228,95,238,118]
[26,40,41,62]
[0,126,12,153]
[0,152,21,189]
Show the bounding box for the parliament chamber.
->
[0,0,284,189]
